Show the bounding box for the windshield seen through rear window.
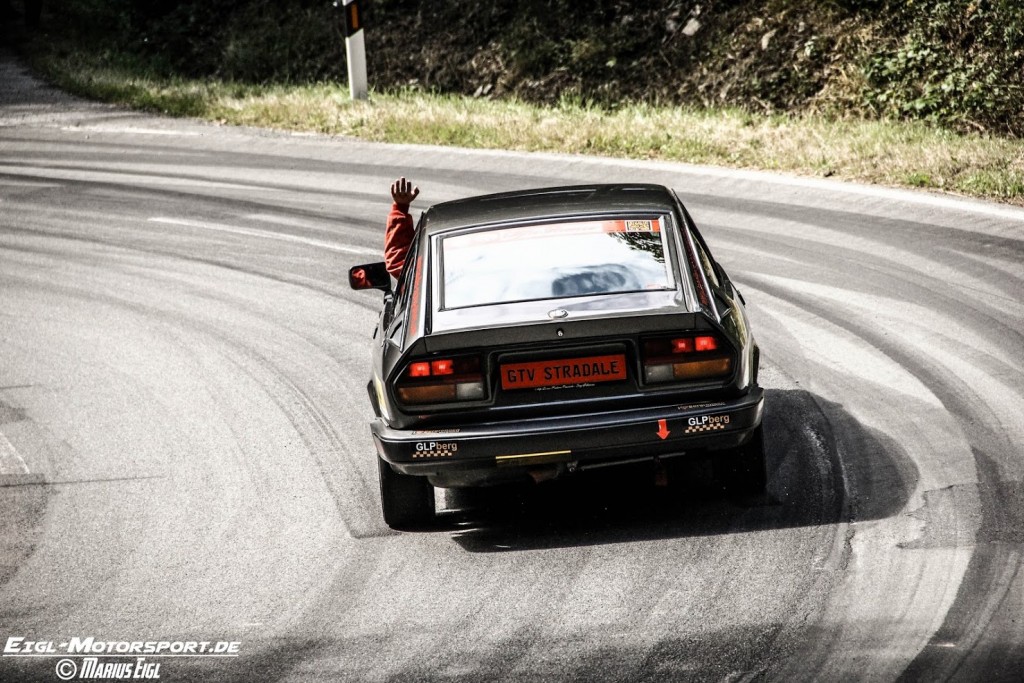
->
[440,216,674,309]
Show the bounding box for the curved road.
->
[1,56,1023,682]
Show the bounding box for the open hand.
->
[390,177,420,205]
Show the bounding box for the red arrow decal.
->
[657,419,670,440]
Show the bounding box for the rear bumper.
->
[371,387,764,479]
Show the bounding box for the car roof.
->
[420,184,679,234]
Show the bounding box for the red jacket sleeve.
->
[384,202,414,278]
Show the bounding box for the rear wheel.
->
[377,457,435,530]
[713,424,767,496]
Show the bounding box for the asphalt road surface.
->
[2,55,1023,682]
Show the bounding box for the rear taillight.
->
[396,355,486,405]
[642,335,733,383]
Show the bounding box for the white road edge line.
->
[148,217,378,256]
[60,126,204,137]
[0,431,30,476]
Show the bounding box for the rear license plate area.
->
[500,354,628,390]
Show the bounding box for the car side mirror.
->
[349,262,391,292]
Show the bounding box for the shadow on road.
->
[443,388,918,553]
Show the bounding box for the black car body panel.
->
[371,387,764,487]
[355,184,762,500]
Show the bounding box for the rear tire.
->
[378,457,435,530]
[713,424,767,496]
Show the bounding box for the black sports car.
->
[350,184,764,529]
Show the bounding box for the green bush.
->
[863,0,1024,135]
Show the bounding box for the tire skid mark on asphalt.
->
[1,156,368,201]
[0,171,384,241]
[144,284,383,540]
[0,225,382,314]
[747,292,978,680]
[746,274,1024,380]
[198,336,387,541]
[0,177,62,189]
[711,226,1024,381]
[749,275,1021,487]
[7,214,388,541]
[0,313,211,629]
[150,287,383,540]
[710,219,1024,310]
[0,163,260,191]
[3,228,383,539]
[2,236,378,374]
[0,148,395,211]
[715,225,1024,312]
[148,217,378,256]
[694,189,1024,284]
[738,239,1024,393]
[684,188,1024,242]
[746,277,1024,680]
[937,248,1024,311]
[2,238,374,636]
[898,452,1024,681]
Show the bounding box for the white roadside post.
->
[342,0,368,100]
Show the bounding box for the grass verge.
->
[30,53,1024,206]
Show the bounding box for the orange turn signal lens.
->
[397,384,457,403]
[672,357,731,379]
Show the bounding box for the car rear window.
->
[440,216,674,309]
